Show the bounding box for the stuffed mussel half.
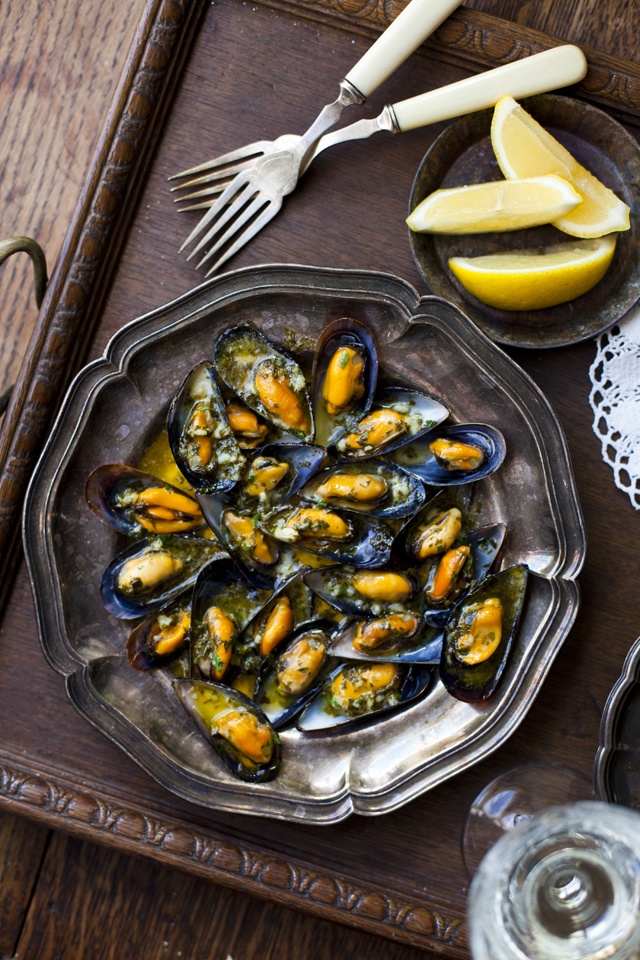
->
[231,570,315,675]
[197,491,282,590]
[214,325,314,442]
[86,464,204,538]
[232,442,326,520]
[311,318,378,447]
[389,423,506,486]
[261,504,395,568]
[440,564,529,702]
[416,522,507,627]
[127,594,192,670]
[330,386,448,461]
[189,556,271,683]
[299,458,425,520]
[167,361,246,493]
[101,534,222,619]
[297,661,432,731]
[174,679,281,782]
[329,615,444,665]
[305,566,420,619]
[254,618,339,727]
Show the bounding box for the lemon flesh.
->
[491,96,630,238]
[407,175,581,234]
[449,235,617,311]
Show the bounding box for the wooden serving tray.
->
[3,0,640,954]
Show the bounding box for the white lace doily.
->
[589,305,640,509]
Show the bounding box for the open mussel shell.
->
[311,318,378,447]
[389,423,506,486]
[299,458,425,520]
[214,325,314,442]
[85,464,203,538]
[395,484,475,566]
[420,522,507,627]
[233,441,327,519]
[101,534,223,619]
[126,593,192,670]
[330,386,449,461]
[304,565,420,619]
[440,564,529,702]
[232,570,315,674]
[190,556,271,681]
[167,361,246,494]
[261,504,394,568]
[174,679,281,783]
[297,662,432,732]
[254,618,339,728]
[329,618,444,664]
[197,492,282,590]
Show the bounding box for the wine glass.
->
[468,800,640,960]
[462,761,593,877]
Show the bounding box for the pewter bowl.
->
[23,264,586,824]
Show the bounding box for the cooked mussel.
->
[101,534,222,619]
[297,661,431,731]
[198,491,304,590]
[331,387,448,460]
[85,464,203,537]
[329,615,444,664]
[174,679,281,782]
[440,564,529,702]
[232,571,314,673]
[226,401,269,449]
[419,523,507,627]
[262,505,394,567]
[190,556,270,681]
[254,618,337,727]
[167,361,245,493]
[389,424,506,486]
[234,442,327,519]
[396,485,474,564]
[305,565,419,618]
[127,596,192,670]
[214,325,314,441]
[299,458,425,520]
[311,318,378,446]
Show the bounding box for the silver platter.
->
[23,264,586,824]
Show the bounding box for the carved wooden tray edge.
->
[0,752,468,954]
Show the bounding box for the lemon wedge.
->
[449,235,617,311]
[491,96,630,238]
[406,175,581,234]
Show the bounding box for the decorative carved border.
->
[0,758,467,954]
[261,0,640,123]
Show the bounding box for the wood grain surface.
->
[1,0,640,957]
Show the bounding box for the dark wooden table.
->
[1,0,640,957]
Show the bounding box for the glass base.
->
[462,762,593,877]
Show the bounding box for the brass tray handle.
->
[0,237,48,416]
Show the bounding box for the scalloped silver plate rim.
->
[23,262,586,824]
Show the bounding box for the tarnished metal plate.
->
[23,263,586,823]
[409,94,640,348]
[595,635,640,807]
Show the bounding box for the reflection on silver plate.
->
[595,635,640,807]
[24,264,586,824]
[409,94,640,349]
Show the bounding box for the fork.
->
[176,0,465,272]
[173,47,588,214]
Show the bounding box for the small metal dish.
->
[24,263,586,823]
[409,94,640,349]
[595,635,640,807]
